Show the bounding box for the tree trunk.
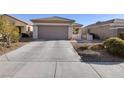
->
[6,36,11,47]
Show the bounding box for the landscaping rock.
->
[78,49,101,57]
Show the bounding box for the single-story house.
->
[82,18,124,40]
[31,16,83,40]
[1,14,32,34]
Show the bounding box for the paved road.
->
[0,40,124,78]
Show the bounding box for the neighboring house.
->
[1,14,32,34]
[31,16,82,40]
[83,18,124,40]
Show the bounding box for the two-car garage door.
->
[38,25,68,40]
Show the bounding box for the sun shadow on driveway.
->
[80,56,124,65]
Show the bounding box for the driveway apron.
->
[0,40,104,78]
[0,40,81,62]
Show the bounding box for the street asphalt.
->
[0,40,124,78]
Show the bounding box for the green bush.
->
[0,16,20,46]
[11,28,20,43]
[104,37,124,57]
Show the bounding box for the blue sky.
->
[11,14,124,26]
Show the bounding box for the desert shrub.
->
[11,28,20,43]
[0,16,20,46]
[104,37,124,57]
[78,45,89,51]
[90,43,104,50]
[77,44,104,51]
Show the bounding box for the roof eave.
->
[3,14,29,25]
[30,20,75,23]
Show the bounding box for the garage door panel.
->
[38,25,68,40]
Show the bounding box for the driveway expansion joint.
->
[54,61,57,78]
[88,63,102,78]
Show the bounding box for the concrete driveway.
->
[0,40,124,78]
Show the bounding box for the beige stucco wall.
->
[81,28,88,35]
[86,24,118,39]
[81,29,87,39]
[78,28,82,40]
[68,26,73,39]
[28,25,33,31]
[33,25,38,39]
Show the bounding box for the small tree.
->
[0,16,20,47]
[9,26,20,43]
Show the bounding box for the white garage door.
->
[38,25,68,40]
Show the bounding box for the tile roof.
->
[86,18,124,27]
